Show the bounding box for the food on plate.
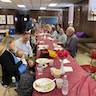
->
[33,78,55,92]
[51,68,61,78]
[35,81,52,90]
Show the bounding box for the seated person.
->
[65,27,78,57]
[44,24,52,34]
[51,25,58,39]
[56,24,63,38]
[16,57,35,96]
[58,28,67,47]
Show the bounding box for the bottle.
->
[60,60,65,75]
[62,75,68,95]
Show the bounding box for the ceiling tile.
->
[0,0,83,10]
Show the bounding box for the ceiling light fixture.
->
[17,5,26,8]
[48,3,57,7]
[40,7,46,10]
[0,0,12,3]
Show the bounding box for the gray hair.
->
[66,27,75,33]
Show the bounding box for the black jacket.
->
[0,50,20,85]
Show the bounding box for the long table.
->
[32,34,96,96]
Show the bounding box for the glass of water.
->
[37,64,43,75]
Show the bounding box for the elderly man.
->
[15,31,33,58]
[65,27,78,57]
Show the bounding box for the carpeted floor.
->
[76,51,91,65]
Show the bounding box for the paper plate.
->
[36,58,50,64]
[33,78,55,92]
[38,45,48,50]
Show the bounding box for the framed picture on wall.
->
[7,15,14,24]
[0,15,6,24]
[88,0,96,21]
[38,16,58,24]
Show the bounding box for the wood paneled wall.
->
[0,9,17,15]
[74,0,96,38]
[29,10,60,20]
[63,7,69,30]
[0,9,60,33]
[0,9,60,19]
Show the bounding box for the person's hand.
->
[57,41,63,45]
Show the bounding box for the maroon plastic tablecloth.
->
[32,35,96,96]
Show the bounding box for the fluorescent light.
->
[17,5,26,8]
[40,7,46,10]
[48,3,57,7]
[1,0,12,3]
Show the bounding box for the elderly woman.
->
[58,28,67,47]
[65,27,78,57]
[51,25,58,39]
[44,24,52,34]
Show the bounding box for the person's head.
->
[66,27,75,37]
[52,25,56,32]
[31,29,36,36]
[59,28,64,35]
[22,31,31,43]
[56,24,62,31]
[16,50,24,58]
[45,24,52,33]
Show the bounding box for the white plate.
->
[36,58,50,64]
[38,45,48,50]
[54,47,63,51]
[33,78,55,92]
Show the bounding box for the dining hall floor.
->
[0,48,95,96]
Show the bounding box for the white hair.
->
[66,27,75,33]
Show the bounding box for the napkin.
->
[63,66,73,72]
[47,37,54,40]
[60,66,73,74]
[38,45,48,50]
[62,59,70,64]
